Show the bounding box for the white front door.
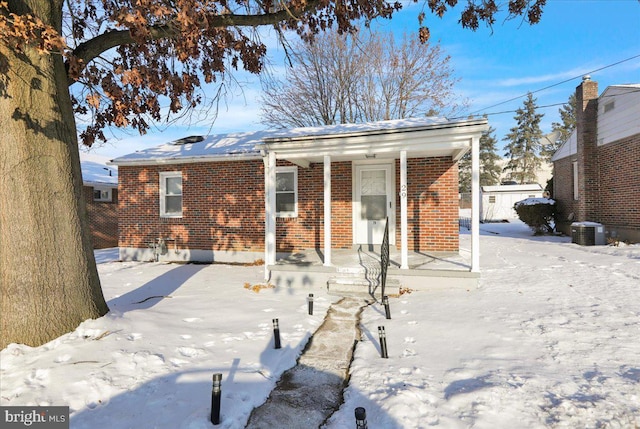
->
[354,163,395,245]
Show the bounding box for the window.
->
[160,171,183,217]
[572,161,579,200]
[603,101,615,113]
[276,167,297,217]
[93,187,112,202]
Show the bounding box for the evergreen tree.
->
[541,93,576,162]
[459,125,502,193]
[503,93,544,184]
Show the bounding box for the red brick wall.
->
[596,134,640,229]
[119,161,265,252]
[552,157,578,234]
[395,157,459,252]
[119,158,459,254]
[576,79,600,221]
[554,134,640,237]
[84,185,119,249]
[276,161,353,251]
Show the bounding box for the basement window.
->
[93,187,112,202]
[160,171,183,218]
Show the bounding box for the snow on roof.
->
[481,184,543,193]
[80,152,118,186]
[110,117,458,165]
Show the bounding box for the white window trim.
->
[159,171,183,218]
[572,161,579,201]
[93,187,112,202]
[276,166,298,218]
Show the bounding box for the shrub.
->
[514,198,556,235]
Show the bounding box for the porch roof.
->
[109,116,488,166]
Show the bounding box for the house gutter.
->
[108,152,263,167]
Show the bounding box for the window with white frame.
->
[276,167,297,217]
[93,187,112,202]
[160,171,183,217]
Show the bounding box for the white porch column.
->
[471,136,480,273]
[400,150,409,269]
[264,151,277,279]
[323,155,332,266]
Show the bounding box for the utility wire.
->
[462,88,640,119]
[469,53,640,116]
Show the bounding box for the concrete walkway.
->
[245,297,368,429]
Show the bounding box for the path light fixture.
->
[355,407,368,429]
[210,373,222,425]
[383,295,391,319]
[272,318,282,349]
[378,326,388,358]
[308,293,314,315]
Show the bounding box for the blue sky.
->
[89,0,640,159]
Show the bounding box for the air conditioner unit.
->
[571,222,606,246]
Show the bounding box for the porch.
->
[259,117,489,284]
[267,233,479,294]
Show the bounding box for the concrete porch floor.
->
[268,236,478,292]
[274,245,471,271]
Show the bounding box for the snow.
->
[571,221,605,227]
[514,197,555,207]
[80,152,118,186]
[109,117,452,164]
[2,221,640,428]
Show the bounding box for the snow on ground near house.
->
[2,221,639,428]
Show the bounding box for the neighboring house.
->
[80,152,119,249]
[551,77,640,242]
[497,158,553,188]
[480,184,544,222]
[111,117,488,279]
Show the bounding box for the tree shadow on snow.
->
[69,333,399,429]
[107,263,207,312]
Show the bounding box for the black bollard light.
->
[355,407,368,429]
[210,373,222,425]
[382,295,391,319]
[378,326,388,358]
[272,318,282,349]
[308,293,314,315]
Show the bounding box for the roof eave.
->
[109,152,262,166]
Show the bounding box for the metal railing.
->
[379,217,390,300]
[459,217,471,231]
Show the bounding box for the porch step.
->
[327,275,401,298]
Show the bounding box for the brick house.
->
[80,152,119,249]
[111,117,488,280]
[551,77,640,242]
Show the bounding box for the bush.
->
[514,198,556,235]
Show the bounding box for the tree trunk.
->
[0,1,109,349]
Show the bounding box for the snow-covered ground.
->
[2,221,639,428]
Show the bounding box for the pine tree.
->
[459,125,502,192]
[541,93,576,162]
[503,93,544,184]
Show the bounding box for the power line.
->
[469,54,640,116]
[462,88,640,119]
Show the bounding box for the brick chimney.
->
[575,75,599,221]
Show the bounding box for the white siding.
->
[598,85,640,146]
